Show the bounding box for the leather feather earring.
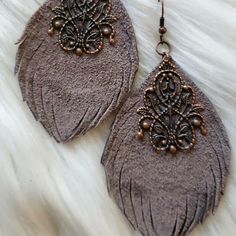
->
[15,0,138,142]
[102,1,231,235]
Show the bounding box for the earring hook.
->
[156,0,171,57]
[158,0,164,20]
[158,0,166,40]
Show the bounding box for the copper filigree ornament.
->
[48,0,117,56]
[137,56,207,154]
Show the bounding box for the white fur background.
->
[0,0,236,235]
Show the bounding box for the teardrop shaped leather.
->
[102,57,230,236]
[15,0,138,142]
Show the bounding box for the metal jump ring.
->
[156,41,171,57]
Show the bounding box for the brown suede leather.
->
[102,59,231,236]
[15,0,138,142]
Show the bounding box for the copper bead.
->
[169,145,177,154]
[159,27,167,35]
[69,41,75,47]
[76,48,83,56]
[138,131,144,140]
[201,127,207,135]
[110,37,115,45]
[162,140,167,146]
[48,28,54,36]
[142,122,150,130]
[192,118,201,127]
[102,27,111,36]
[53,20,63,29]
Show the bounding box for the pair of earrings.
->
[16,0,230,236]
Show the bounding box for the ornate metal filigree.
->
[48,0,117,56]
[137,56,207,154]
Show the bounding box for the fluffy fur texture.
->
[0,0,235,235]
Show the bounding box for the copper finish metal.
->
[137,1,207,154]
[156,41,171,56]
[49,0,117,55]
[137,56,207,154]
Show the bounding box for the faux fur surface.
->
[0,0,236,236]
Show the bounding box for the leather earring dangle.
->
[15,0,138,142]
[102,1,231,235]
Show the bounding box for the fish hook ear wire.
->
[156,0,171,57]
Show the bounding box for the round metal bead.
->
[169,145,177,154]
[192,118,201,127]
[75,48,83,56]
[138,131,144,140]
[102,27,111,36]
[48,28,54,36]
[53,20,63,29]
[162,140,167,146]
[201,127,207,135]
[110,38,115,45]
[142,122,150,130]
[159,27,167,35]
[69,41,75,47]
